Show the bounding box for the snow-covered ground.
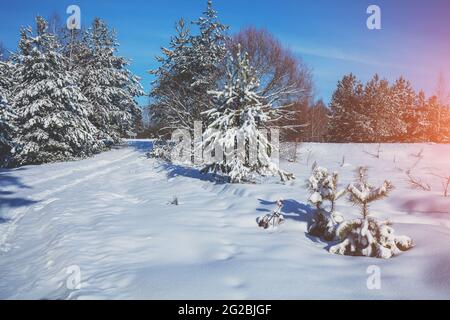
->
[0,140,449,299]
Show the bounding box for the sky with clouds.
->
[0,0,449,106]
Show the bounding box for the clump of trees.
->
[228,27,314,142]
[149,0,228,137]
[305,166,414,259]
[148,2,315,140]
[0,16,143,167]
[148,0,314,182]
[327,73,450,143]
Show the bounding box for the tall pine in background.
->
[391,77,415,141]
[327,73,449,143]
[327,74,365,142]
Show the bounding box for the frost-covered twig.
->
[406,172,431,191]
[363,143,381,159]
[411,148,424,159]
[443,177,450,197]
[430,173,450,197]
[340,156,346,167]
[168,196,179,205]
[306,149,314,167]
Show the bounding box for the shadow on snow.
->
[257,198,314,225]
[125,140,154,153]
[0,168,38,218]
[161,162,229,184]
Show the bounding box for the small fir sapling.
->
[329,167,413,259]
[307,165,346,240]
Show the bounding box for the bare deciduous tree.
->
[229,27,314,141]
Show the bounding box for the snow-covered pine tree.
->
[80,18,143,143]
[60,26,86,71]
[149,18,196,135]
[412,90,430,142]
[202,46,294,183]
[329,167,413,259]
[426,95,448,143]
[11,16,103,166]
[327,74,367,142]
[391,77,415,141]
[307,165,346,240]
[190,0,228,89]
[362,74,409,142]
[0,60,16,165]
[149,0,228,136]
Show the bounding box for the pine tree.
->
[426,95,444,142]
[327,74,366,142]
[149,0,228,136]
[330,167,413,259]
[61,26,86,71]
[202,46,294,183]
[0,60,16,165]
[190,0,228,88]
[392,77,415,141]
[11,16,102,166]
[80,18,143,143]
[150,18,197,134]
[307,165,346,240]
[406,90,425,141]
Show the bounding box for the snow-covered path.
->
[0,140,449,299]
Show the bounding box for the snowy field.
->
[0,140,449,300]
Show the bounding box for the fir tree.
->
[408,90,427,141]
[327,74,366,142]
[202,46,294,183]
[391,77,415,141]
[362,74,408,142]
[12,16,102,165]
[150,18,196,134]
[0,60,16,164]
[80,18,143,143]
[190,0,228,88]
[149,0,228,136]
[307,165,346,240]
[330,167,413,259]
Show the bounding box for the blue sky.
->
[0,0,449,106]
